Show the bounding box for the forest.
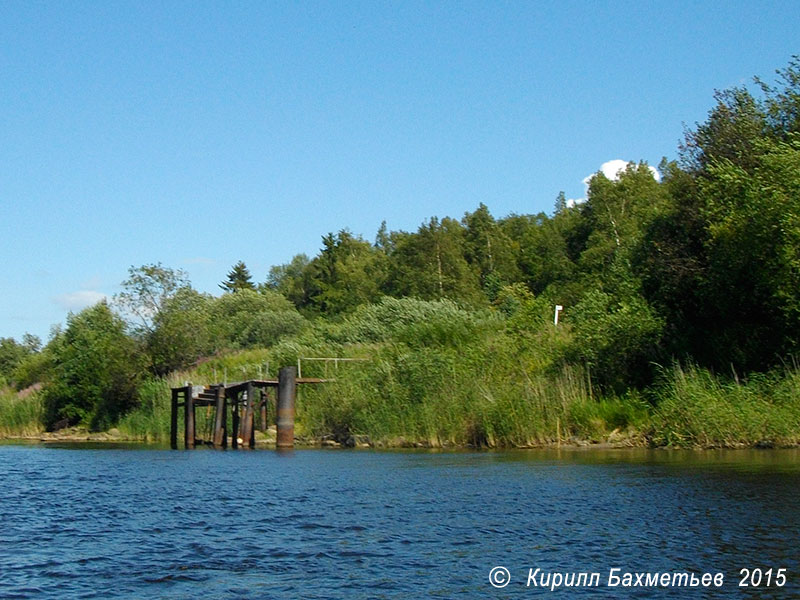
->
[1,59,799,447]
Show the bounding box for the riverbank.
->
[2,426,797,450]
[3,349,800,450]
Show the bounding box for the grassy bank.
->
[112,349,800,449]
[3,298,799,449]
[651,364,800,448]
[0,388,44,437]
[3,349,800,449]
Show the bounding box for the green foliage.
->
[0,388,44,437]
[115,263,190,333]
[42,302,145,431]
[0,334,41,386]
[211,288,307,349]
[265,254,312,307]
[579,162,667,273]
[12,349,52,391]
[568,392,651,442]
[758,56,800,138]
[680,87,767,172]
[148,288,215,374]
[305,231,388,314]
[640,58,800,371]
[329,296,499,347]
[502,211,579,299]
[297,334,648,447]
[143,285,308,374]
[567,288,664,390]
[386,217,483,304]
[220,260,256,293]
[698,137,800,366]
[461,203,520,288]
[652,364,800,447]
[116,377,173,442]
[6,57,800,448]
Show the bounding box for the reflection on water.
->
[0,445,798,598]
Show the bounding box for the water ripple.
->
[0,446,799,598]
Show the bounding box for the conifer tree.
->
[220,261,255,293]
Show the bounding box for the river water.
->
[0,444,798,599]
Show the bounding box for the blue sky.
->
[1,1,798,342]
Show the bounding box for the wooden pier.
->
[170,366,326,450]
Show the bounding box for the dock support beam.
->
[260,389,268,433]
[242,381,255,449]
[231,389,239,449]
[184,384,195,449]
[277,366,296,448]
[213,385,226,448]
[170,389,178,450]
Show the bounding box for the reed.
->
[116,378,173,442]
[0,388,44,437]
[296,336,648,448]
[651,363,800,447]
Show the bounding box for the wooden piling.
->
[213,385,226,448]
[242,381,255,449]
[260,389,268,433]
[184,384,195,449]
[277,366,296,448]
[170,388,179,450]
[231,389,239,449]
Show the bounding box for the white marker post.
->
[554,305,563,326]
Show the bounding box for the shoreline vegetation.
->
[2,59,800,451]
[2,354,799,450]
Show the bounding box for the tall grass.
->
[652,363,800,447]
[0,389,44,437]
[26,294,800,449]
[296,333,647,447]
[116,378,173,442]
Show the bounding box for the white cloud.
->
[583,159,661,187]
[54,290,108,310]
[568,159,661,208]
[566,197,583,208]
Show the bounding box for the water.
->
[1,445,799,599]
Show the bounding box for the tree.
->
[211,288,306,348]
[385,217,482,303]
[148,288,215,374]
[0,338,28,386]
[579,162,667,269]
[305,230,388,314]
[462,203,519,291]
[501,211,580,301]
[566,288,664,391]
[265,253,312,307]
[757,56,800,138]
[643,58,800,370]
[115,263,190,333]
[375,220,392,253]
[220,261,255,293]
[680,87,767,173]
[42,302,144,430]
[697,137,800,368]
[634,161,706,362]
[0,334,41,387]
